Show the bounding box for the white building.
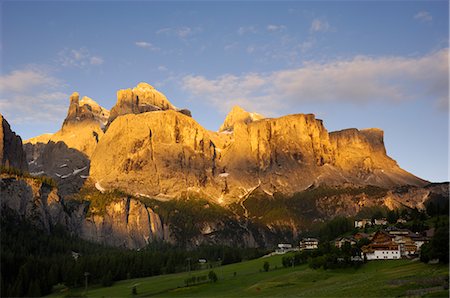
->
[300,238,319,250]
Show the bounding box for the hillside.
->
[49,256,449,297]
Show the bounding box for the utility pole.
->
[186,258,191,275]
[84,272,90,295]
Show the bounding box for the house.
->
[362,231,400,260]
[275,243,297,254]
[334,237,356,248]
[374,218,388,226]
[300,238,319,250]
[275,243,295,254]
[354,232,371,241]
[396,218,407,224]
[354,219,372,228]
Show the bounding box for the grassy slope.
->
[49,255,448,297]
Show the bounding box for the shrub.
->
[208,270,218,283]
[263,261,270,272]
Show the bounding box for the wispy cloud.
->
[135,41,160,51]
[58,47,104,68]
[156,26,201,39]
[267,24,286,32]
[237,26,257,36]
[182,49,449,115]
[414,11,433,22]
[0,67,69,126]
[310,19,330,33]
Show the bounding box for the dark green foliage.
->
[318,216,353,241]
[1,208,266,297]
[208,270,218,282]
[131,286,137,295]
[1,165,57,188]
[230,186,387,228]
[184,274,208,286]
[421,223,449,264]
[263,261,270,272]
[386,210,399,224]
[101,271,114,287]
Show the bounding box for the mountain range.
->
[0,82,447,248]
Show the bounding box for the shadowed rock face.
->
[24,93,109,197]
[0,114,28,171]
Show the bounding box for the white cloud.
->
[237,26,257,36]
[181,49,449,115]
[310,19,330,32]
[267,24,286,32]
[58,48,104,68]
[0,67,69,125]
[156,26,201,39]
[224,42,238,51]
[158,65,168,71]
[414,11,433,22]
[246,46,255,54]
[90,56,104,65]
[0,68,59,93]
[135,41,160,51]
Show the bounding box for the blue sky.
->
[1,1,448,182]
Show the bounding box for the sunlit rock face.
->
[107,82,192,126]
[90,104,427,205]
[219,105,265,132]
[90,110,219,199]
[329,128,427,188]
[0,114,28,171]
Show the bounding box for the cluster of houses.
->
[275,226,432,261]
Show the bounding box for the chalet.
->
[275,243,295,254]
[374,218,388,226]
[354,219,372,228]
[334,237,356,248]
[354,232,371,241]
[300,238,319,250]
[362,231,400,260]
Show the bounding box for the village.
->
[273,217,434,261]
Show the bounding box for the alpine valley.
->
[1,82,448,249]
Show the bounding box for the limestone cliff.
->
[90,110,218,199]
[107,82,191,126]
[0,114,28,171]
[219,105,264,132]
[90,106,426,204]
[24,93,109,197]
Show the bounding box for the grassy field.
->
[49,254,449,297]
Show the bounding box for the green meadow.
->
[49,254,448,297]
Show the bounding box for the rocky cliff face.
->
[219,105,264,132]
[0,114,28,171]
[90,105,426,204]
[90,110,218,199]
[24,93,109,197]
[108,82,191,126]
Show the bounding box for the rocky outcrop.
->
[24,94,109,197]
[329,128,427,188]
[90,106,427,205]
[0,175,65,231]
[90,110,218,199]
[81,198,165,248]
[64,92,109,128]
[107,82,191,126]
[219,105,264,132]
[0,114,28,171]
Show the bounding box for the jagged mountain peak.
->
[64,92,110,127]
[108,82,192,126]
[219,105,265,132]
